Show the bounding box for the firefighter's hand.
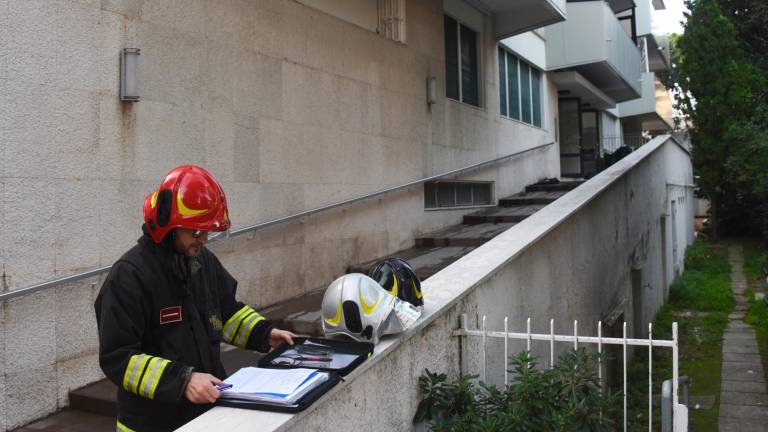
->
[185,372,223,404]
[268,328,296,348]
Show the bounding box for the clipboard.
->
[215,372,342,413]
[215,338,373,413]
[258,337,374,376]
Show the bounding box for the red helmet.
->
[143,165,230,243]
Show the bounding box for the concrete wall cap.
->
[178,134,683,432]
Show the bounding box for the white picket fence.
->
[452,314,688,432]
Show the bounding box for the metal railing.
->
[453,314,688,432]
[0,142,555,302]
[602,134,649,154]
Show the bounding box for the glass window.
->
[520,62,531,124]
[472,183,492,205]
[498,48,507,117]
[460,24,479,106]
[444,16,479,106]
[424,182,436,208]
[506,52,520,120]
[437,183,455,207]
[499,47,541,127]
[531,69,542,127]
[456,183,473,206]
[424,182,493,209]
[444,16,459,101]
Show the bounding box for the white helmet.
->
[321,273,422,344]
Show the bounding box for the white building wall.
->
[500,31,547,70]
[0,0,559,428]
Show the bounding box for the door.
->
[580,110,600,177]
[559,99,581,177]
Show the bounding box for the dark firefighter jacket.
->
[95,234,274,432]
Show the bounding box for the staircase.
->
[13,179,582,431]
[260,178,583,336]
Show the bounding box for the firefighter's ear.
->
[156,189,173,227]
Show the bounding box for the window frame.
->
[424,181,495,210]
[498,46,544,129]
[444,14,481,107]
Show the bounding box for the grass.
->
[743,240,768,385]
[668,241,734,312]
[743,239,766,282]
[627,239,731,432]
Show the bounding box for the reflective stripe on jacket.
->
[95,235,274,432]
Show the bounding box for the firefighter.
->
[95,165,295,432]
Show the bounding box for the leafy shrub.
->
[414,350,621,432]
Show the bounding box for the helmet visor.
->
[207,229,230,242]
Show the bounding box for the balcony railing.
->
[602,134,649,154]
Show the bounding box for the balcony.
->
[618,72,673,132]
[546,0,642,102]
[471,0,567,39]
[606,0,636,13]
[643,34,671,73]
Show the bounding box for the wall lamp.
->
[426,76,437,106]
[120,48,140,102]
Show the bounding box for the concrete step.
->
[66,347,266,419]
[68,380,116,417]
[348,246,476,280]
[498,191,566,206]
[462,205,544,225]
[525,179,584,192]
[12,409,116,432]
[415,222,515,247]
[260,289,326,336]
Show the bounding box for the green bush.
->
[414,350,621,432]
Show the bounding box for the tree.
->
[716,0,768,75]
[726,105,768,241]
[676,0,765,238]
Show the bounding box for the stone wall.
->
[0,0,559,428]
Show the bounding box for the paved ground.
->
[719,245,768,431]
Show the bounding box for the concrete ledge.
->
[177,135,685,432]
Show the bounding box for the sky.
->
[652,0,688,35]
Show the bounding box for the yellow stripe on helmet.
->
[391,274,399,297]
[324,299,342,326]
[359,289,380,315]
[414,280,423,299]
[176,190,208,216]
[117,420,136,432]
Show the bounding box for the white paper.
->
[223,367,318,397]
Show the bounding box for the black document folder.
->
[216,337,373,413]
[258,337,374,376]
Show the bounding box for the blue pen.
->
[215,383,233,391]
